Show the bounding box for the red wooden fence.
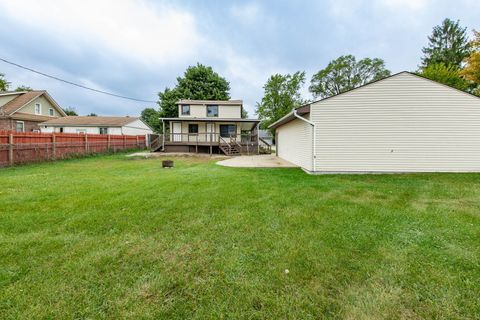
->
[0,131,147,167]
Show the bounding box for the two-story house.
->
[0,90,66,132]
[158,99,265,155]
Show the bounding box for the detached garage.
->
[269,72,480,174]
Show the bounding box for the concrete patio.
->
[216,154,297,168]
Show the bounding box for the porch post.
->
[257,123,260,154]
[162,120,165,151]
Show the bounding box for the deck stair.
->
[219,144,241,155]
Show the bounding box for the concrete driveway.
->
[217,155,297,168]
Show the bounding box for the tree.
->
[157,63,230,118]
[15,85,33,92]
[241,108,248,118]
[420,63,470,92]
[421,18,470,69]
[140,107,161,132]
[460,30,480,96]
[0,73,10,91]
[309,55,391,99]
[62,107,78,116]
[256,71,306,129]
[157,87,181,119]
[87,113,97,117]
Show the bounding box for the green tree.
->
[87,113,97,117]
[157,63,230,118]
[15,85,33,92]
[421,18,470,68]
[460,30,480,96]
[62,107,78,116]
[140,107,161,132]
[309,55,391,99]
[157,87,181,118]
[420,63,470,92]
[0,73,10,91]
[256,71,306,129]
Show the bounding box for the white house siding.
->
[178,104,241,119]
[311,72,480,173]
[0,94,20,108]
[120,119,153,135]
[219,106,241,118]
[41,124,152,135]
[276,116,312,171]
[18,95,62,117]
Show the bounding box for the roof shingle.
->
[41,116,138,126]
[0,91,45,115]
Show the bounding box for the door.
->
[172,122,182,142]
[206,123,214,142]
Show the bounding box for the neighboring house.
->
[0,90,66,132]
[158,99,264,155]
[40,116,153,136]
[269,71,480,174]
[258,129,273,145]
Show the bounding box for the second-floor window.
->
[206,105,218,117]
[181,105,190,115]
[49,108,54,116]
[34,103,41,115]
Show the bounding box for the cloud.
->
[230,3,261,24]
[0,0,204,66]
[378,0,429,12]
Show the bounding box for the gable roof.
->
[176,99,243,106]
[0,90,67,116]
[269,71,480,129]
[41,116,140,127]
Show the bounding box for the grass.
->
[1,154,479,319]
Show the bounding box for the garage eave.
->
[268,104,311,129]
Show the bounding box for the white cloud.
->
[378,0,429,12]
[0,0,204,66]
[230,3,261,24]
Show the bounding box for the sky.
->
[0,0,479,117]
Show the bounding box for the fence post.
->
[107,134,111,151]
[136,135,139,148]
[8,133,14,166]
[123,135,127,150]
[84,134,88,153]
[52,134,56,159]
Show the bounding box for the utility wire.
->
[0,57,157,103]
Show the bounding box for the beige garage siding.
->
[311,72,480,173]
[277,116,312,171]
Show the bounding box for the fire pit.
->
[162,160,174,168]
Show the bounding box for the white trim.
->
[15,120,25,132]
[34,103,42,115]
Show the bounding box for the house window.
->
[59,127,64,133]
[99,127,108,135]
[206,105,218,117]
[34,103,41,115]
[219,124,236,138]
[15,121,24,132]
[49,108,54,116]
[188,124,198,134]
[181,105,190,115]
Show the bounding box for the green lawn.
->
[1,154,479,319]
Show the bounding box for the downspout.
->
[293,109,315,173]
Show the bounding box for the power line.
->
[0,57,157,103]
